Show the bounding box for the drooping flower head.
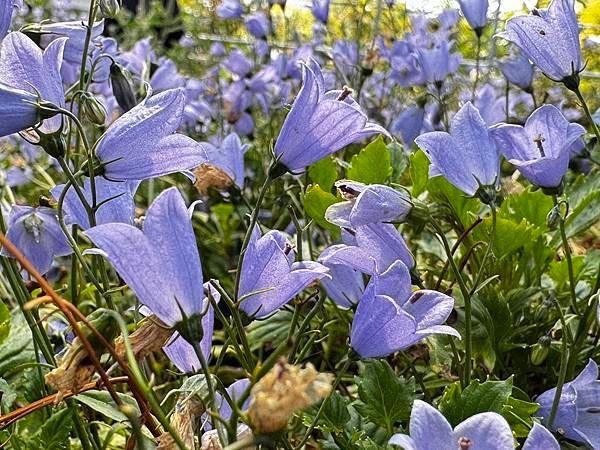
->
[458,0,489,35]
[1,205,72,275]
[85,188,215,372]
[311,0,330,24]
[389,400,514,450]
[0,32,67,137]
[490,104,585,189]
[239,228,329,319]
[273,58,388,174]
[350,260,458,358]
[244,12,270,39]
[95,88,208,181]
[415,102,499,201]
[498,53,535,91]
[498,0,583,85]
[537,359,600,448]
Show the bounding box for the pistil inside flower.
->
[337,85,353,101]
[533,134,546,157]
[23,213,44,244]
[458,437,472,450]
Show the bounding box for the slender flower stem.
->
[471,34,482,102]
[553,196,579,315]
[570,86,600,148]
[547,296,570,430]
[233,171,273,301]
[431,219,473,387]
[470,206,496,295]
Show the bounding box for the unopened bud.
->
[110,63,137,112]
[81,92,107,125]
[99,0,120,18]
[530,340,550,366]
[38,131,67,159]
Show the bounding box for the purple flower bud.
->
[311,0,330,24]
[498,53,534,91]
[459,0,489,34]
[244,12,270,39]
[216,0,244,19]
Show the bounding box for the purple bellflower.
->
[244,12,270,39]
[85,188,216,372]
[51,178,140,229]
[311,0,330,24]
[238,228,329,319]
[216,0,244,19]
[0,32,67,136]
[351,260,458,358]
[0,0,21,39]
[319,224,415,276]
[416,41,461,86]
[522,424,560,450]
[498,0,583,84]
[490,104,585,189]
[389,400,514,450]
[390,106,428,148]
[320,262,364,308]
[415,102,499,200]
[1,205,72,275]
[95,88,208,181]
[223,48,254,78]
[537,359,600,448]
[202,132,249,189]
[499,53,534,91]
[459,0,489,35]
[273,59,388,173]
[325,180,412,228]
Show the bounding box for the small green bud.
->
[38,131,67,159]
[81,92,107,125]
[99,0,120,18]
[530,340,550,366]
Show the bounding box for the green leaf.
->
[501,396,539,438]
[439,377,513,426]
[320,392,351,432]
[354,360,415,433]
[0,378,16,412]
[0,301,9,346]
[428,176,479,229]
[564,191,600,240]
[501,188,553,228]
[303,184,341,235]
[347,136,392,184]
[32,408,73,450]
[75,390,140,423]
[309,156,338,192]
[409,150,429,197]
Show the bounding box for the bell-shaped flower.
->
[0,85,40,138]
[490,104,585,188]
[416,41,461,85]
[415,102,499,198]
[311,0,330,24]
[350,260,459,358]
[522,424,560,450]
[458,0,489,34]
[1,205,72,275]
[195,132,249,193]
[216,0,244,19]
[325,180,412,228]
[95,88,208,181]
[537,359,600,448]
[0,32,67,135]
[38,20,104,66]
[319,225,415,275]
[85,188,216,372]
[497,0,583,82]
[273,59,388,173]
[223,48,254,78]
[0,0,21,39]
[499,53,534,91]
[51,178,140,229]
[389,400,514,450]
[320,262,364,308]
[390,106,428,148]
[239,228,329,319]
[244,12,270,39]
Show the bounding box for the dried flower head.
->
[156,395,204,450]
[114,315,173,361]
[200,425,252,450]
[248,359,333,434]
[44,342,95,403]
[194,163,234,195]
